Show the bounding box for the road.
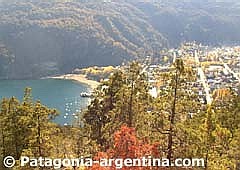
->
[219,57,240,83]
[194,51,213,104]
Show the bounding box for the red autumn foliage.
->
[89,125,167,170]
[88,126,195,170]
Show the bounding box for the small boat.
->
[80,92,93,97]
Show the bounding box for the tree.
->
[83,61,152,151]
[89,125,163,170]
[180,88,240,170]
[22,100,59,158]
[0,88,60,169]
[150,59,201,160]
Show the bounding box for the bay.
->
[0,79,91,125]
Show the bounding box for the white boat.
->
[80,92,93,97]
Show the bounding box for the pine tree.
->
[83,61,152,151]
[150,59,201,160]
[0,88,60,169]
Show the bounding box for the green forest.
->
[1,61,239,170]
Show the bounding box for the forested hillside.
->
[1,0,240,78]
[1,61,240,169]
[0,0,167,79]
[134,0,240,46]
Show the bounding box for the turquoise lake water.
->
[0,79,91,125]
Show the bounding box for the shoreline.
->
[49,74,100,89]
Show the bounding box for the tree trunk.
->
[167,69,178,160]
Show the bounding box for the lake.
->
[0,79,91,125]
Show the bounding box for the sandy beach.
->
[50,74,100,89]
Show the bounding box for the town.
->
[144,43,240,105]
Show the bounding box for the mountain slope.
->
[1,0,240,78]
[130,0,240,47]
[0,0,167,78]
